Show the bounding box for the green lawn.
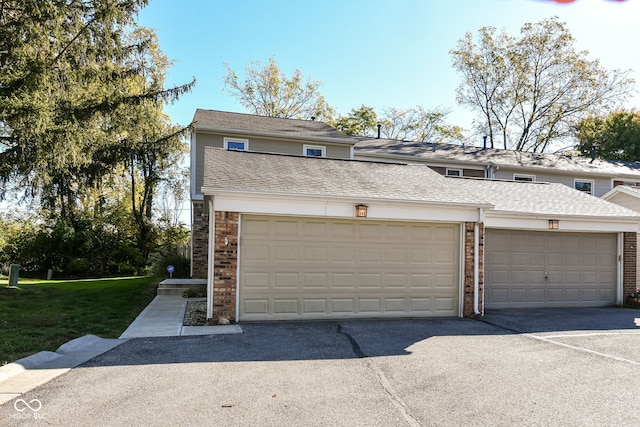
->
[0,276,158,365]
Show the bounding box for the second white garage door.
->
[239,216,460,321]
[485,229,618,309]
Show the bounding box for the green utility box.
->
[8,264,20,287]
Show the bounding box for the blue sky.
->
[138,0,640,143]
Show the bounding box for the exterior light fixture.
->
[355,204,368,218]
[549,219,559,230]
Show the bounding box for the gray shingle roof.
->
[355,138,640,178]
[193,109,355,144]
[451,177,640,218]
[202,148,640,219]
[203,147,489,206]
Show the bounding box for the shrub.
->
[66,258,91,275]
[149,252,190,278]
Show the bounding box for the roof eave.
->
[487,209,640,223]
[200,187,494,210]
[195,124,357,146]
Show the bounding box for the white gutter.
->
[201,187,494,211]
[474,208,485,316]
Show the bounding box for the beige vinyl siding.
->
[194,132,352,196]
[239,215,460,321]
[606,192,640,212]
[493,168,612,197]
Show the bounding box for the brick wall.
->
[191,202,209,279]
[623,232,637,300]
[463,222,484,318]
[212,211,239,322]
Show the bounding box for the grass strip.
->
[0,276,158,365]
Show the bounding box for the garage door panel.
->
[240,216,460,320]
[303,273,327,288]
[244,245,270,261]
[243,272,270,289]
[528,252,545,266]
[303,299,327,314]
[274,299,298,314]
[243,218,270,236]
[273,272,299,288]
[359,274,382,288]
[274,245,299,262]
[332,299,355,313]
[274,220,299,236]
[243,299,268,316]
[360,248,382,263]
[485,230,616,309]
[510,252,527,265]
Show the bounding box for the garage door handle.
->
[545,272,548,280]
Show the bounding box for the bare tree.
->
[451,17,633,152]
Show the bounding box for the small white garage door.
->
[239,215,460,321]
[485,229,617,309]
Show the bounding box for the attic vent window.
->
[224,137,248,151]
[303,144,326,157]
[514,174,535,182]
[446,168,462,177]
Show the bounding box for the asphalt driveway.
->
[2,308,640,426]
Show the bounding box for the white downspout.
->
[474,208,485,315]
[206,197,215,320]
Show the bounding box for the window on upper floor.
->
[446,168,462,177]
[613,180,640,188]
[513,174,535,182]
[574,179,594,195]
[224,137,248,151]
[303,144,326,157]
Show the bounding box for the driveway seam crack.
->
[336,324,423,427]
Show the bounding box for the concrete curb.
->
[181,325,243,335]
[0,335,126,406]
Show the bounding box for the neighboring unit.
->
[354,138,640,197]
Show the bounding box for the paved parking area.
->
[2,309,640,426]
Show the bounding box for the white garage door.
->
[239,216,460,321]
[485,229,617,309]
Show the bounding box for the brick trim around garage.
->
[623,232,637,300]
[463,222,484,318]
[191,202,209,279]
[211,211,239,322]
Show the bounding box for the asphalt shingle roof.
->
[203,148,640,219]
[203,148,488,206]
[451,177,640,218]
[193,109,355,144]
[355,138,640,178]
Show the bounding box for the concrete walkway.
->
[0,295,241,405]
[119,295,243,338]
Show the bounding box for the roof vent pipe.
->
[376,123,381,139]
[591,144,597,163]
[483,135,487,150]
